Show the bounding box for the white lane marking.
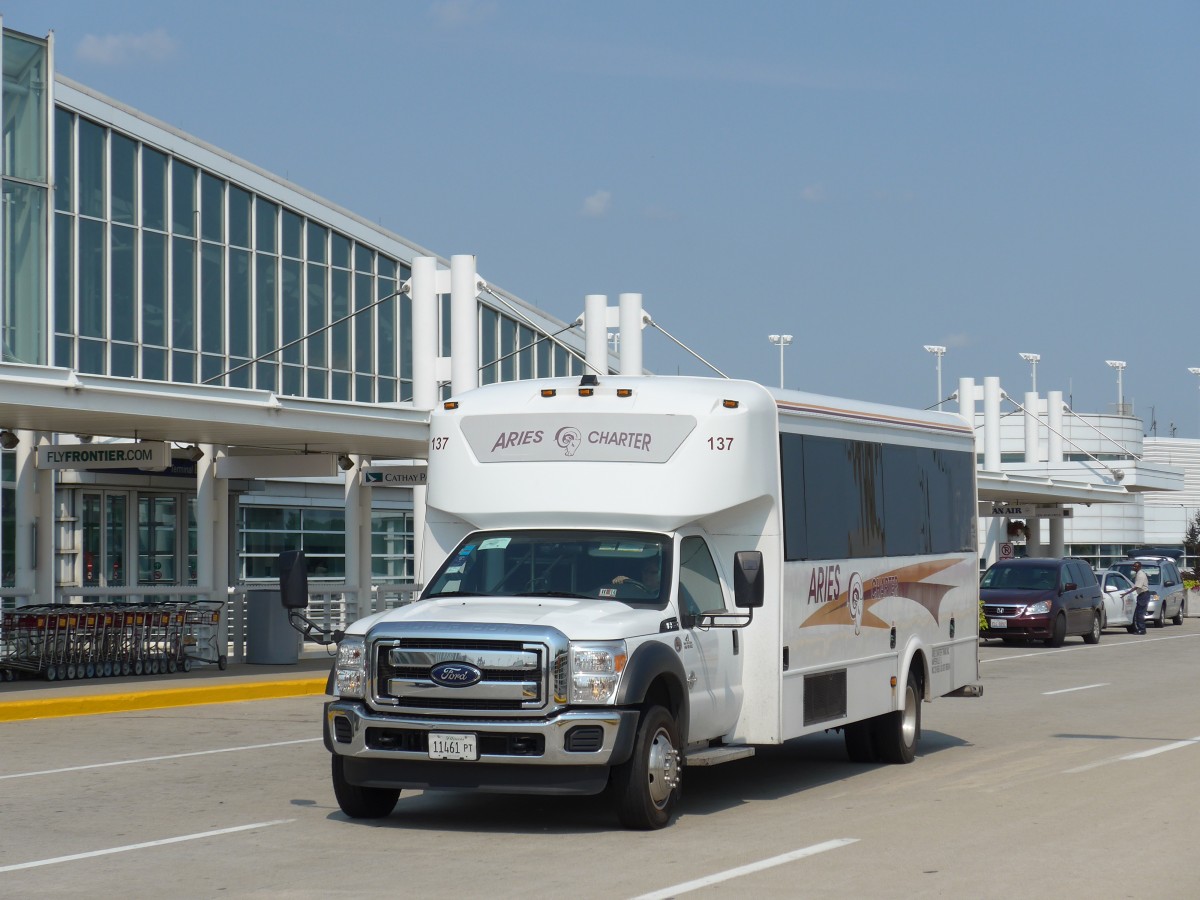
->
[0,819,294,873]
[982,631,1199,663]
[0,738,321,781]
[631,839,858,900]
[1042,683,1108,695]
[1121,736,1200,760]
[1065,735,1200,773]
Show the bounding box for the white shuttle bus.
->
[324,374,980,829]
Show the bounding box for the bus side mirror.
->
[279,549,309,609]
[734,551,764,609]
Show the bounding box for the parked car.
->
[1108,556,1187,628]
[980,557,1103,646]
[1097,570,1137,631]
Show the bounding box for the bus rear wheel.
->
[871,668,921,764]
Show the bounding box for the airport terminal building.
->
[0,25,1194,658]
[0,25,590,628]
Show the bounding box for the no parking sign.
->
[999,542,1014,559]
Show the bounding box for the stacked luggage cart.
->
[0,599,226,681]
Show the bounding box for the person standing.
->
[1132,561,1151,635]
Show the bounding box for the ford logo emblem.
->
[430,662,483,688]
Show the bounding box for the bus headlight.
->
[335,636,367,699]
[569,641,627,705]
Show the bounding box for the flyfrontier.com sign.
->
[36,442,171,470]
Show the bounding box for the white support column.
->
[618,293,644,376]
[983,376,1002,472]
[1026,517,1042,557]
[450,254,479,396]
[343,454,373,620]
[196,445,216,609]
[357,466,372,619]
[213,454,230,659]
[1048,518,1065,557]
[14,429,36,604]
[584,294,608,376]
[411,256,439,410]
[983,516,1007,567]
[957,377,976,420]
[1024,391,1041,463]
[1047,390,1064,463]
[34,434,56,606]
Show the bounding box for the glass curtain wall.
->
[50,110,422,402]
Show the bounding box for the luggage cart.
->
[181,599,227,670]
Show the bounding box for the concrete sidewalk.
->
[0,651,333,722]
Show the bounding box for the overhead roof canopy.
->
[0,363,429,460]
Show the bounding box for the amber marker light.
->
[443,401,459,410]
[579,388,594,397]
[722,399,740,409]
[540,389,557,398]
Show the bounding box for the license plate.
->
[428,732,478,761]
[989,618,1008,629]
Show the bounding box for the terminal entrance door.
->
[138,494,179,586]
[80,492,128,587]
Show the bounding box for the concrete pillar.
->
[213,454,230,659]
[584,294,608,376]
[618,293,644,376]
[343,454,373,620]
[1026,517,1042,556]
[450,255,479,396]
[983,516,1007,567]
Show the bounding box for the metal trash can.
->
[246,590,299,665]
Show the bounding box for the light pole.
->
[1019,352,1040,393]
[1106,360,1127,413]
[768,334,793,389]
[924,345,946,410]
[1189,367,1200,436]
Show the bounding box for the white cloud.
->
[581,190,612,218]
[76,29,177,65]
[429,0,498,27]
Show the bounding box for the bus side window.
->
[679,536,726,615]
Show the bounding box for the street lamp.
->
[1106,360,1127,413]
[1188,367,1200,436]
[768,334,793,389]
[1019,352,1040,393]
[924,345,946,410]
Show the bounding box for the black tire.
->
[1172,601,1184,626]
[1156,606,1166,628]
[331,754,399,819]
[871,668,921,765]
[1045,614,1067,647]
[1083,612,1101,644]
[1126,624,1137,634]
[844,719,876,763]
[611,705,682,830]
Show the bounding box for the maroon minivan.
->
[980,557,1103,646]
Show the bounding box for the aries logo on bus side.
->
[847,571,864,636]
[555,426,582,457]
[429,662,484,688]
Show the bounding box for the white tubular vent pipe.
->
[983,376,1002,471]
[450,255,478,396]
[618,293,643,375]
[1047,391,1064,463]
[411,256,438,410]
[584,294,609,376]
[1024,391,1041,463]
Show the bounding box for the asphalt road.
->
[2,621,1198,899]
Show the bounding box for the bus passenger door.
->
[676,535,744,742]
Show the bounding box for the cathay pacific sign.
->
[37,442,171,470]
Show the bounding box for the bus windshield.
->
[423,530,671,605]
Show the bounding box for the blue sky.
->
[9,2,1200,433]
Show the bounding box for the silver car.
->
[1108,558,1187,628]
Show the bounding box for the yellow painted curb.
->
[0,677,327,722]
